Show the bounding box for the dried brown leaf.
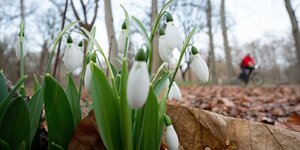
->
[167,104,300,150]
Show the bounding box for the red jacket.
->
[241,55,255,67]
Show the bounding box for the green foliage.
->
[0,72,8,101]
[90,63,122,149]
[28,87,44,145]
[43,74,75,149]
[0,97,30,150]
[66,73,81,125]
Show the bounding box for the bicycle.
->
[238,65,264,86]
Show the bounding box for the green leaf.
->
[157,93,168,148]
[66,73,81,125]
[132,16,151,48]
[43,74,75,150]
[153,72,170,97]
[90,63,122,149]
[0,139,10,150]
[133,86,159,150]
[115,74,121,93]
[0,75,27,120]
[119,59,132,150]
[110,62,118,77]
[140,86,159,149]
[33,74,39,92]
[0,97,30,150]
[0,72,8,101]
[28,87,44,146]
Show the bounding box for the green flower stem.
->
[81,27,118,98]
[148,0,173,74]
[45,21,79,74]
[120,5,130,59]
[19,21,25,95]
[168,25,198,90]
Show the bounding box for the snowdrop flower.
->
[165,13,183,51]
[164,115,179,150]
[15,33,27,59]
[127,49,150,109]
[158,29,172,63]
[190,46,209,82]
[63,36,84,72]
[117,22,127,54]
[84,63,92,94]
[168,82,182,101]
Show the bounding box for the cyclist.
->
[239,53,256,84]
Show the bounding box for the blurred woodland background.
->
[0,0,300,87]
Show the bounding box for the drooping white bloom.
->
[63,44,84,72]
[166,125,179,150]
[191,53,209,82]
[117,29,127,54]
[126,61,150,109]
[15,37,27,59]
[168,82,182,101]
[165,21,183,51]
[159,35,172,63]
[84,63,92,94]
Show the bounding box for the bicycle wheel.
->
[250,72,264,86]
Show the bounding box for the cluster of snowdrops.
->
[0,1,208,150]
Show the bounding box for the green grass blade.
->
[66,73,81,125]
[153,72,170,97]
[140,86,159,149]
[33,74,39,92]
[0,75,27,119]
[0,72,9,101]
[90,62,122,149]
[119,59,132,150]
[0,138,10,150]
[0,97,30,150]
[28,87,44,146]
[132,16,151,48]
[43,74,75,150]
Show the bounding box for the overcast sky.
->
[2,0,298,57]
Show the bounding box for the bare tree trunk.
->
[151,0,161,73]
[206,0,216,83]
[39,42,49,75]
[220,0,235,80]
[104,0,119,69]
[284,0,300,82]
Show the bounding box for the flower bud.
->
[164,114,179,150]
[126,57,150,109]
[84,63,92,94]
[159,35,172,63]
[168,82,182,101]
[15,34,27,59]
[165,21,183,51]
[191,50,209,82]
[63,39,84,72]
[117,25,127,54]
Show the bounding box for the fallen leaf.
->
[167,104,300,150]
[68,110,105,150]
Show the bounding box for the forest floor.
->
[168,85,300,132]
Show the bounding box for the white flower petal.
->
[117,29,127,53]
[165,22,183,51]
[191,54,209,82]
[159,35,172,63]
[63,44,84,72]
[15,37,27,59]
[127,61,150,109]
[84,63,92,94]
[168,82,182,101]
[166,125,179,150]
